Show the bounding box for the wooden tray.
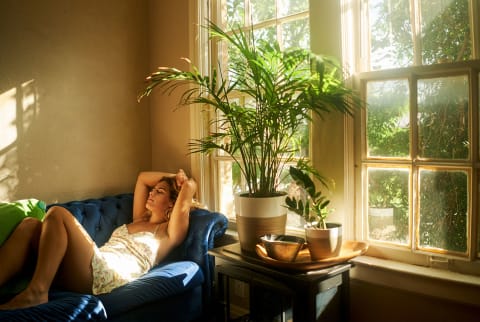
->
[255,240,368,271]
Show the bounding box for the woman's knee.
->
[45,206,84,236]
[17,216,42,234]
[10,217,42,247]
[45,206,71,222]
[45,205,65,215]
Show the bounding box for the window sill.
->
[351,255,480,307]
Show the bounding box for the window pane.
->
[278,0,308,17]
[417,75,469,160]
[420,0,472,64]
[418,169,468,253]
[218,160,242,217]
[226,0,245,27]
[215,98,243,158]
[253,26,276,46]
[282,17,309,49]
[367,167,409,244]
[251,0,275,24]
[290,118,308,158]
[368,0,413,70]
[366,79,410,158]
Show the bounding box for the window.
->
[210,0,310,227]
[350,0,480,271]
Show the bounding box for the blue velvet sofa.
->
[0,193,228,321]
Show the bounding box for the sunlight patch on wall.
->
[0,87,18,151]
[0,79,36,201]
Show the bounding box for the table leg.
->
[339,270,350,322]
[215,271,231,321]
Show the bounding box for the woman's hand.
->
[181,177,197,195]
[175,169,197,197]
[174,169,188,189]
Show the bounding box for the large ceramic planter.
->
[235,193,287,252]
[305,223,342,260]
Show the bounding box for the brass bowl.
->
[260,234,305,262]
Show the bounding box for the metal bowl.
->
[260,234,305,262]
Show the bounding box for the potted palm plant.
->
[285,165,341,260]
[138,21,360,252]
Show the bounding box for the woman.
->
[0,169,197,310]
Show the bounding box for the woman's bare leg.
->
[0,206,96,309]
[0,217,42,287]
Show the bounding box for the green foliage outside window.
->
[365,0,472,254]
[419,170,468,253]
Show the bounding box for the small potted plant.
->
[285,165,342,260]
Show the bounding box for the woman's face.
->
[145,181,174,214]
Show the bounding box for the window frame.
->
[349,0,480,274]
[206,0,312,223]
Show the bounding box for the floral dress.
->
[91,224,160,295]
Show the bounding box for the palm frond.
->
[138,21,362,196]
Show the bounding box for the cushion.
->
[98,261,204,316]
[0,199,46,245]
[0,199,46,301]
[0,291,107,321]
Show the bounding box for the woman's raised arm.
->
[166,178,197,247]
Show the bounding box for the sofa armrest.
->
[165,208,228,302]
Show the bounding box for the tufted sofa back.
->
[48,194,134,247]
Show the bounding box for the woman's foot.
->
[0,288,48,310]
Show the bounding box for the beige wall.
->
[147,0,193,174]
[0,0,153,204]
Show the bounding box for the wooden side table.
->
[209,243,352,322]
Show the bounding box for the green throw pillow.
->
[0,199,46,245]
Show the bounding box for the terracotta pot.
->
[305,223,342,260]
[235,193,287,253]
